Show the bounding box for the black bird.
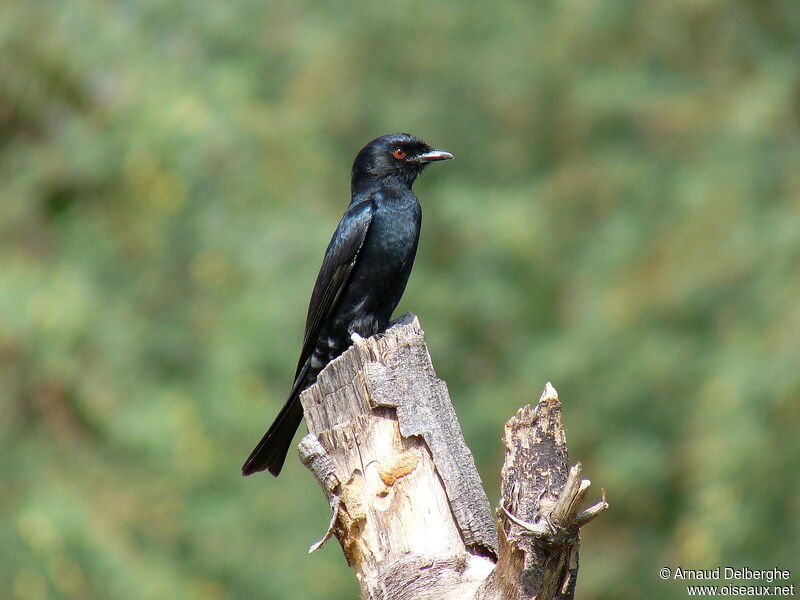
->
[242,133,453,476]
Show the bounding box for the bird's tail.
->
[241,395,304,477]
[242,362,312,477]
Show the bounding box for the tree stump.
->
[297,314,607,599]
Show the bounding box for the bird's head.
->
[351,132,453,191]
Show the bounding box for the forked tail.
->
[241,396,303,476]
[241,362,311,477]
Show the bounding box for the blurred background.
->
[2,0,799,598]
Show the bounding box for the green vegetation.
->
[2,1,798,598]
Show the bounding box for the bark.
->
[297,314,607,599]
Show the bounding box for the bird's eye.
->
[393,148,407,159]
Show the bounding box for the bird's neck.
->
[351,171,417,198]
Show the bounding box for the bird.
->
[242,133,453,477]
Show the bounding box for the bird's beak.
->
[413,149,454,163]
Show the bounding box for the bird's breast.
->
[316,195,421,362]
[339,198,421,317]
[363,198,421,270]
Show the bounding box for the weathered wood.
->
[297,314,607,599]
[299,314,496,600]
[475,383,608,600]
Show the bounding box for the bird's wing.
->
[294,198,374,377]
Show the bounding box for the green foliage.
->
[2,1,799,598]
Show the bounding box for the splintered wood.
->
[297,314,607,600]
[298,314,495,600]
[476,384,608,600]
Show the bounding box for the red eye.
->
[393,148,407,159]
